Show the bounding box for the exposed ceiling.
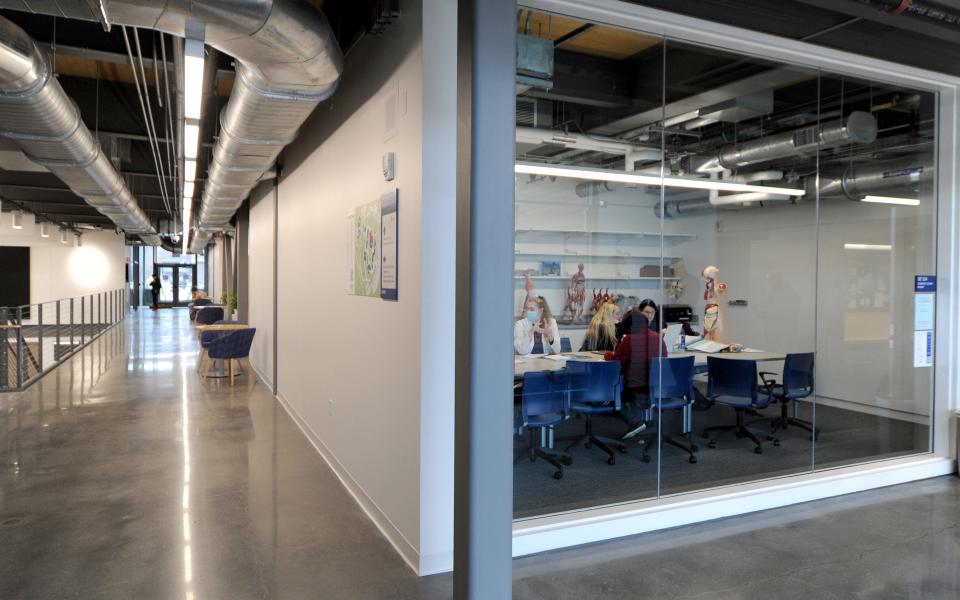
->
[0,0,386,235]
[516,4,936,212]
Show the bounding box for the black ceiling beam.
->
[554,24,595,47]
[790,0,960,45]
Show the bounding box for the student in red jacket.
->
[605,310,667,439]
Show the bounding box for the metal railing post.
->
[37,303,43,372]
[15,306,23,388]
[0,324,8,389]
[81,296,86,345]
[55,300,61,361]
[70,298,75,348]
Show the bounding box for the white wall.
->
[260,0,456,574]
[248,182,275,386]
[0,212,126,319]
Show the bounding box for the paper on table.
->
[686,339,729,353]
[741,348,764,353]
[544,355,569,362]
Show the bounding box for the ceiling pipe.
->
[0,16,158,243]
[657,158,931,217]
[810,157,933,200]
[516,126,662,167]
[0,0,344,253]
[691,111,878,173]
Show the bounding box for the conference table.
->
[514,349,787,435]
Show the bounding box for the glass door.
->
[156,265,196,306]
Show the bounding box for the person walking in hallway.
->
[149,274,161,310]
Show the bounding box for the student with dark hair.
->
[605,309,667,439]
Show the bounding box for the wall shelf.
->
[514,276,674,282]
[515,228,697,240]
[514,252,681,261]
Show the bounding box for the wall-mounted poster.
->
[348,199,382,297]
[381,190,399,300]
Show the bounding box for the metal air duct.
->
[0,0,344,253]
[692,111,878,173]
[810,158,933,200]
[0,17,157,243]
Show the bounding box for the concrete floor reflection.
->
[0,309,446,600]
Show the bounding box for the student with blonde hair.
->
[580,302,618,352]
[514,295,562,355]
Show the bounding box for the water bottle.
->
[680,334,686,352]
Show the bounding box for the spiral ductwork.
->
[0,0,344,253]
[0,16,157,242]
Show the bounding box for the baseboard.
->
[512,454,954,557]
[249,361,273,390]
[274,390,422,575]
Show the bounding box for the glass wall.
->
[512,8,937,520]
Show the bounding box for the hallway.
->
[1,309,958,599]
[0,309,446,599]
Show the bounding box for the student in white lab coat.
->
[514,295,562,355]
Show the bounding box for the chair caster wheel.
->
[689,456,698,464]
[754,447,763,454]
[707,441,717,449]
[641,454,651,463]
[773,439,780,447]
[607,457,616,466]
[554,471,563,480]
[561,456,573,466]
[766,435,775,442]
[690,444,699,452]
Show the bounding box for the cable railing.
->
[0,288,127,392]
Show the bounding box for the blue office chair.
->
[759,353,818,440]
[206,328,256,386]
[647,356,699,463]
[560,337,572,353]
[195,321,244,373]
[702,357,779,454]
[563,361,627,465]
[520,371,572,479]
[196,306,224,325]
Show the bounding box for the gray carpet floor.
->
[513,399,929,519]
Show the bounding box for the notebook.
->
[686,339,730,353]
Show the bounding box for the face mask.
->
[527,310,540,322]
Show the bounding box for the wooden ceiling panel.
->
[518,9,661,60]
[563,27,661,60]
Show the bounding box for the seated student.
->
[580,302,618,352]
[191,287,207,301]
[605,310,667,439]
[514,295,562,355]
[616,299,661,341]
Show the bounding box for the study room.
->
[511,8,937,520]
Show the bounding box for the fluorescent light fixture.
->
[184,159,197,182]
[11,209,23,229]
[844,243,892,251]
[184,124,199,159]
[184,39,205,120]
[861,195,920,206]
[40,222,49,237]
[60,228,68,244]
[183,181,195,198]
[514,162,805,196]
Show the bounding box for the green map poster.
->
[347,199,381,297]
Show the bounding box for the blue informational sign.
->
[915,275,937,293]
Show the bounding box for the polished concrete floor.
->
[1,309,958,599]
